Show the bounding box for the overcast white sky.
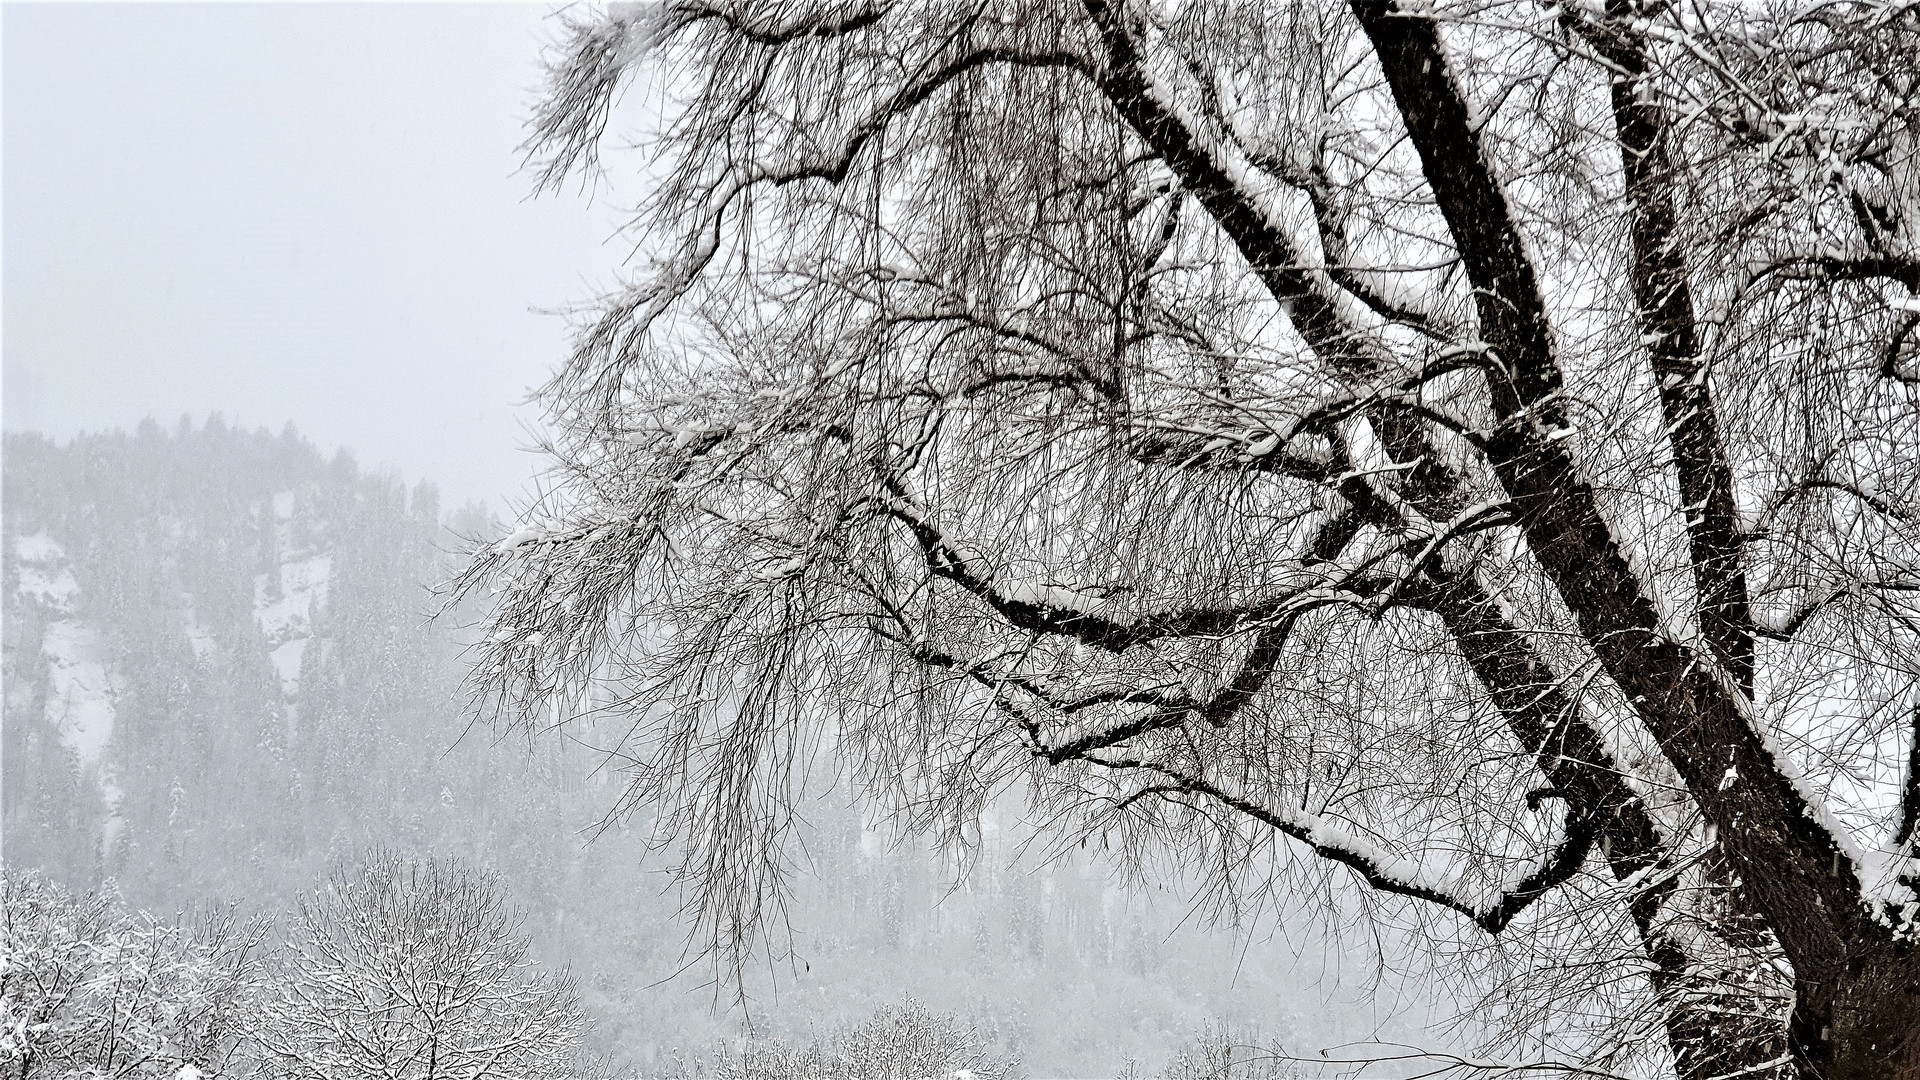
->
[4,3,640,508]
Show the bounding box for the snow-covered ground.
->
[41,620,117,765]
[14,531,124,845]
[14,494,333,758]
[15,533,116,763]
[14,532,75,606]
[10,501,335,849]
[254,552,330,697]
[253,491,332,698]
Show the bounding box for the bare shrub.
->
[1160,1021,1297,1080]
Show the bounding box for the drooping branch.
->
[1393,570,1671,880]
[752,45,1092,189]
[1237,135,1460,341]
[876,480,1353,652]
[1080,752,1599,936]
[686,2,893,48]
[881,631,1199,720]
[527,2,904,190]
[1346,0,1560,415]
[1080,0,1390,378]
[1752,252,1920,292]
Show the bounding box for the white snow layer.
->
[254,552,331,697]
[13,534,118,767]
[185,609,219,660]
[14,532,79,609]
[12,532,124,846]
[42,620,117,765]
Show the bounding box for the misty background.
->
[3,6,1456,1074]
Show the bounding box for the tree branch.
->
[1347,0,1560,414]
[755,46,1092,189]
[1575,8,1756,693]
[876,480,1349,652]
[1080,0,1388,379]
[1085,754,1596,935]
[1898,706,1920,855]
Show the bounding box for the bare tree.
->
[249,855,586,1080]
[1157,1020,1298,1080]
[0,872,264,1080]
[459,1,1920,1075]
[661,998,1011,1080]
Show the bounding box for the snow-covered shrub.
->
[248,853,586,1080]
[676,999,1011,1080]
[0,870,264,1080]
[1159,1021,1299,1080]
[827,1000,1009,1080]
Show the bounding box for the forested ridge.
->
[2,419,1417,1075]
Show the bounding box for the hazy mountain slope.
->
[5,418,487,903]
[2,419,1440,1074]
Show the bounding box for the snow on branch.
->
[1121,351,1495,481]
[527,2,900,191]
[1085,756,1597,935]
[1080,0,1396,379]
[1750,250,1920,291]
[876,482,1347,652]
[682,2,893,49]
[743,45,1091,190]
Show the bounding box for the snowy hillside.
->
[11,531,123,852]
[2,419,480,897]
